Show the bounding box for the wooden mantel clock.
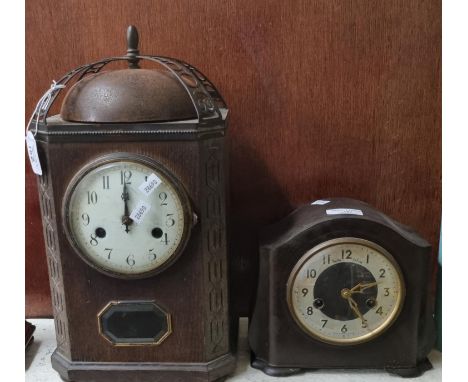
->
[29,26,235,382]
[249,198,435,378]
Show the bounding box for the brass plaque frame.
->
[97,300,172,347]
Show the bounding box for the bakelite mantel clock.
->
[30,26,235,382]
[249,198,435,378]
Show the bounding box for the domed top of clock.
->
[60,68,199,123]
[34,25,227,129]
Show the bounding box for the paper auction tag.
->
[326,208,363,216]
[311,200,330,205]
[130,201,151,224]
[25,131,42,175]
[138,173,162,196]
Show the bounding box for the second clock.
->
[249,198,434,377]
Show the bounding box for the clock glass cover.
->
[287,238,405,345]
[63,154,191,278]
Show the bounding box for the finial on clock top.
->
[126,25,140,69]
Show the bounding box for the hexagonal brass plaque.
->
[98,301,172,346]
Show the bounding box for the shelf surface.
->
[26,318,441,381]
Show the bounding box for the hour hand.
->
[122,215,133,233]
[350,281,379,294]
[121,183,133,233]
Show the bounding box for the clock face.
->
[287,238,405,345]
[63,154,192,278]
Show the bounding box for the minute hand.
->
[348,296,365,322]
[124,183,129,216]
[121,183,133,233]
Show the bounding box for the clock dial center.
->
[313,262,378,321]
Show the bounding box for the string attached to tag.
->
[26,80,65,136]
[25,81,66,176]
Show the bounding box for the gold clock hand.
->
[348,296,364,321]
[341,288,368,327]
[349,281,379,294]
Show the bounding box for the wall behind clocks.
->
[26,0,441,317]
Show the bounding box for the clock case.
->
[249,198,435,378]
[31,27,235,382]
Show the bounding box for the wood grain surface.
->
[35,136,233,367]
[26,0,441,317]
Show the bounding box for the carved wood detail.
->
[201,139,229,359]
[37,165,71,358]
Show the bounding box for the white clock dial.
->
[64,156,191,278]
[287,238,405,345]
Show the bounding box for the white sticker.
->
[326,208,363,216]
[138,173,162,196]
[129,201,151,224]
[311,200,330,205]
[25,131,42,175]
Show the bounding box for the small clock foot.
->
[386,358,433,378]
[251,356,304,377]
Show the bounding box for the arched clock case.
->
[249,198,435,378]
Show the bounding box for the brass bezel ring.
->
[286,237,406,346]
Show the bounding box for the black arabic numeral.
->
[89,233,98,246]
[341,325,348,333]
[323,254,330,264]
[161,233,169,245]
[148,249,156,261]
[102,175,110,189]
[307,306,313,315]
[126,254,135,266]
[341,249,352,259]
[104,248,112,259]
[307,269,317,278]
[81,213,90,226]
[120,170,132,184]
[376,306,383,315]
[301,288,308,297]
[87,191,98,205]
[321,319,328,328]
[159,192,168,206]
[384,288,390,296]
[166,213,175,227]
[379,268,386,278]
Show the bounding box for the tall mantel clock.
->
[28,26,234,382]
[249,198,436,378]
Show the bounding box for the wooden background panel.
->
[26,0,441,317]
